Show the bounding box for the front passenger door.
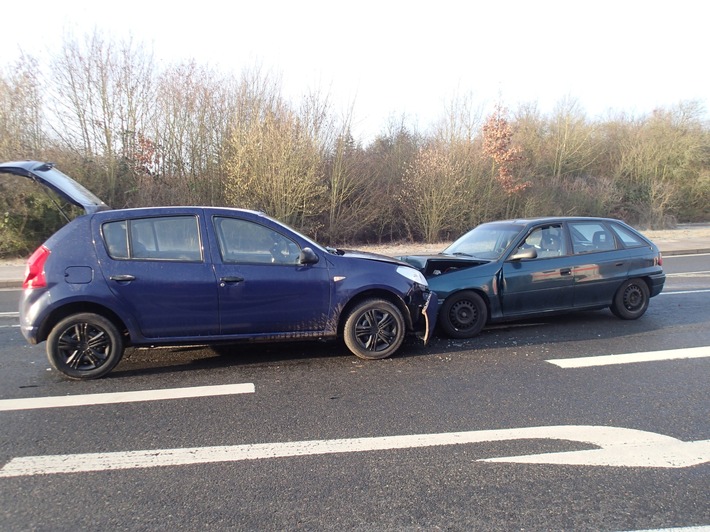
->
[211,216,332,335]
[500,224,575,316]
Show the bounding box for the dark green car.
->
[398,217,665,339]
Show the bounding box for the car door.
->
[94,211,220,339]
[208,214,333,335]
[567,221,630,307]
[500,224,575,316]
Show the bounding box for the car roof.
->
[484,216,625,225]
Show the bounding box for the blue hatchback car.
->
[1,161,437,379]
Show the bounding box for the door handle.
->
[110,274,136,282]
[220,276,244,285]
[560,268,572,276]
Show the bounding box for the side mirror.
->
[509,247,537,261]
[299,247,319,265]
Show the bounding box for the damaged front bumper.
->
[409,289,438,345]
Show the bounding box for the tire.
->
[440,290,488,339]
[343,299,406,360]
[46,313,124,379]
[610,278,650,320]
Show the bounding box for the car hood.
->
[0,160,109,214]
[338,249,412,267]
[397,253,490,277]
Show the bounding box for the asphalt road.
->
[0,254,708,531]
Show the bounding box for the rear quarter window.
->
[609,223,647,248]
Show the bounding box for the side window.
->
[102,216,202,261]
[609,223,646,248]
[519,225,566,258]
[103,221,128,259]
[569,222,617,254]
[214,217,301,265]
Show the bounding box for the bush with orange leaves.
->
[482,104,529,195]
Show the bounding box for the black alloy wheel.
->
[46,313,124,379]
[343,299,406,360]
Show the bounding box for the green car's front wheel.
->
[440,290,488,339]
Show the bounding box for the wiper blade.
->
[451,252,473,257]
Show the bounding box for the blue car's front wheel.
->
[343,299,405,360]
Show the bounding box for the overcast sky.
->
[3,0,708,140]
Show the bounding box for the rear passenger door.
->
[567,221,629,307]
[95,211,219,339]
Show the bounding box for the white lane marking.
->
[546,346,710,368]
[0,325,20,328]
[0,383,255,412]
[0,311,19,317]
[665,270,710,277]
[1,425,707,477]
[660,289,710,295]
[626,525,710,532]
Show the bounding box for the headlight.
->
[396,265,428,286]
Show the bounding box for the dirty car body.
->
[398,218,664,339]
[1,161,436,379]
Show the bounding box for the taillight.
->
[656,252,663,267]
[24,245,50,289]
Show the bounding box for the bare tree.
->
[361,119,422,242]
[399,143,468,243]
[46,32,155,207]
[224,77,326,230]
[615,102,708,226]
[0,54,44,159]
[147,61,238,205]
[547,97,599,179]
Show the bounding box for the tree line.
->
[1,32,709,257]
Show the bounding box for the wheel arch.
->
[337,289,411,336]
[440,287,492,321]
[36,302,129,344]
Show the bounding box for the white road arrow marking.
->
[1,425,707,478]
[478,426,710,468]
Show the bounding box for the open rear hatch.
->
[0,160,109,215]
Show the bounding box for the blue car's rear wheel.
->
[46,313,124,379]
[440,290,488,339]
[343,299,405,360]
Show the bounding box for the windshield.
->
[442,223,524,260]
